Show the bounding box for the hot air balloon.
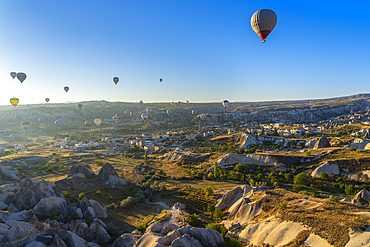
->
[130,112,135,117]
[21,121,30,131]
[10,97,19,108]
[146,108,152,114]
[55,115,62,120]
[17,72,27,83]
[77,103,83,110]
[140,100,143,104]
[192,110,196,115]
[14,115,20,121]
[94,118,102,127]
[115,113,121,119]
[64,86,69,92]
[112,116,119,122]
[55,119,64,129]
[222,100,229,108]
[167,109,172,115]
[159,78,163,82]
[85,121,92,130]
[251,9,277,43]
[45,98,50,103]
[141,113,148,121]
[113,77,119,85]
[38,117,47,125]
[10,72,17,79]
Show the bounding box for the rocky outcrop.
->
[0,167,20,181]
[136,224,224,247]
[112,233,135,247]
[32,197,68,217]
[50,234,67,247]
[311,161,340,178]
[107,175,127,188]
[11,179,63,211]
[0,224,31,247]
[353,189,370,205]
[313,135,331,149]
[89,199,108,218]
[97,163,118,180]
[216,153,282,167]
[68,164,94,177]
[216,185,252,210]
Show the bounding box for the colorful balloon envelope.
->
[85,121,92,129]
[141,113,148,121]
[77,103,83,110]
[55,119,64,129]
[10,72,17,79]
[130,112,135,117]
[159,78,163,82]
[94,118,102,126]
[21,121,30,130]
[167,109,172,115]
[251,9,277,43]
[192,110,196,115]
[222,100,229,108]
[45,98,50,103]
[64,86,69,92]
[38,117,47,125]
[17,72,27,83]
[113,77,119,85]
[112,116,119,121]
[115,113,121,118]
[146,108,152,114]
[10,97,19,108]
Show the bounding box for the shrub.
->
[46,168,53,172]
[120,196,138,207]
[320,172,329,180]
[294,172,308,185]
[225,238,242,247]
[345,185,359,197]
[62,191,70,198]
[137,223,148,234]
[277,203,287,210]
[96,190,102,196]
[71,212,78,220]
[95,160,103,166]
[234,164,244,173]
[54,157,60,162]
[106,223,119,236]
[284,173,293,181]
[348,147,357,152]
[207,204,215,212]
[49,212,59,221]
[108,196,113,200]
[187,214,200,227]
[214,208,223,219]
[96,232,107,244]
[78,193,85,200]
[204,187,214,197]
[299,190,308,195]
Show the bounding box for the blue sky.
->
[1,0,370,105]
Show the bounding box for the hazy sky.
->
[1,1,370,106]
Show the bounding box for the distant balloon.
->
[14,115,20,121]
[64,86,69,92]
[10,72,17,79]
[85,121,92,130]
[45,98,50,103]
[115,113,121,119]
[140,100,143,104]
[112,116,119,121]
[55,115,62,120]
[94,118,102,127]
[141,113,148,121]
[17,72,27,83]
[21,121,30,130]
[38,117,47,125]
[186,100,189,103]
[55,119,64,129]
[222,100,229,108]
[192,110,196,115]
[167,109,172,115]
[10,97,19,108]
[77,103,83,110]
[146,108,152,114]
[130,112,135,117]
[251,9,277,43]
[159,78,163,82]
[113,77,119,85]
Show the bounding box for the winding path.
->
[145,199,181,225]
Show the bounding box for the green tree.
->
[320,172,329,180]
[204,187,214,197]
[294,172,308,185]
[214,163,219,178]
[234,164,244,173]
[144,151,148,162]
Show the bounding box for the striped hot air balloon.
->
[10,97,19,107]
[251,9,277,43]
